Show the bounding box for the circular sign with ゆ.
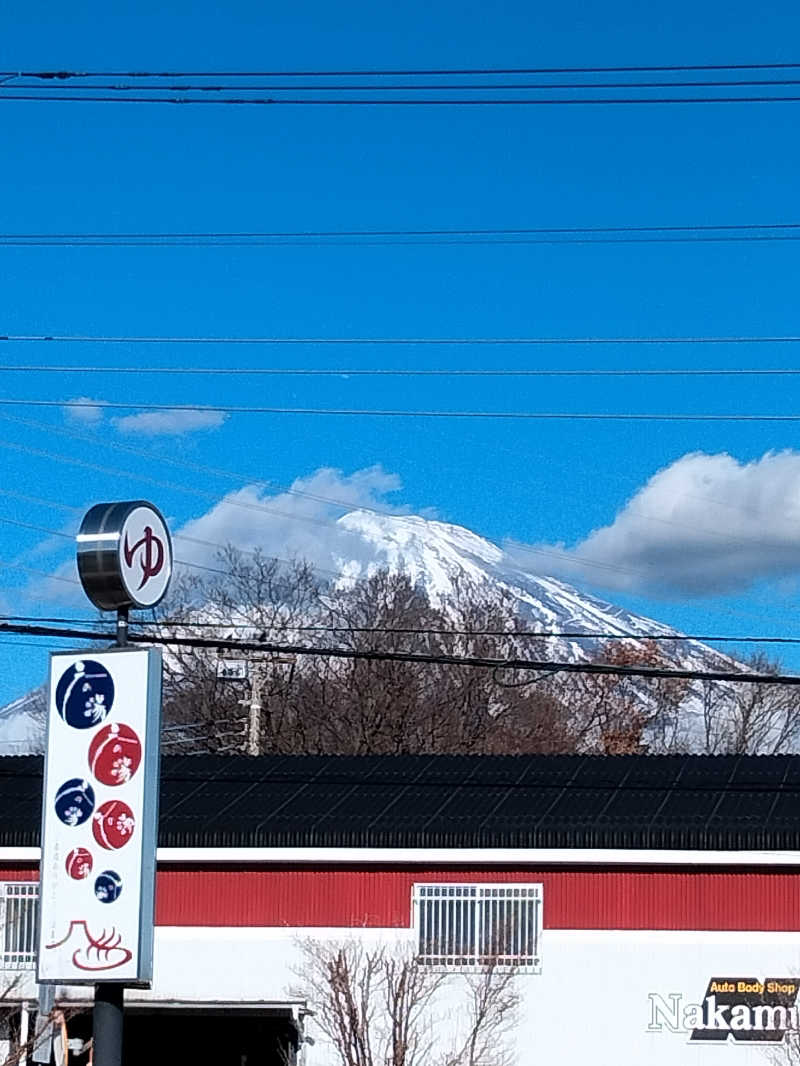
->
[55,660,114,729]
[89,723,142,786]
[76,499,173,611]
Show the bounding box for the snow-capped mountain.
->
[335,510,735,673]
[0,509,744,753]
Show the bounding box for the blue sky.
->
[2,0,800,704]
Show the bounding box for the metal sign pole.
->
[92,607,130,1066]
[93,983,124,1066]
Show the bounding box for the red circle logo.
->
[65,847,93,880]
[88,723,142,786]
[92,800,136,850]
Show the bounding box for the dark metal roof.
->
[3,753,800,852]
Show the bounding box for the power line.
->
[6,63,800,76]
[3,397,800,421]
[4,221,800,246]
[10,365,800,378]
[1,619,797,686]
[6,333,800,345]
[128,618,800,646]
[11,79,800,93]
[4,92,800,106]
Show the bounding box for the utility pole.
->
[231,654,295,756]
[246,660,265,756]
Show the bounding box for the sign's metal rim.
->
[76,500,173,611]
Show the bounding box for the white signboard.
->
[216,659,249,681]
[38,648,161,986]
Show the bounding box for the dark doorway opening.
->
[67,1005,299,1066]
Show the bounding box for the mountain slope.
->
[336,510,735,672]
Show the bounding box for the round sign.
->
[55,660,115,729]
[65,847,93,880]
[95,870,123,903]
[88,722,142,786]
[93,800,136,850]
[76,500,172,610]
[54,779,95,827]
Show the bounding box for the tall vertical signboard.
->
[38,501,171,996]
[38,648,161,984]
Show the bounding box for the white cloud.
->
[504,451,800,597]
[63,397,107,424]
[112,409,228,437]
[172,465,405,579]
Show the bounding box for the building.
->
[3,753,800,1064]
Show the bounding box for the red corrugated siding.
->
[4,863,799,930]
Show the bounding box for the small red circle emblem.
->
[88,722,142,786]
[65,847,93,880]
[93,800,136,850]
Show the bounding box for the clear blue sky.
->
[2,0,800,704]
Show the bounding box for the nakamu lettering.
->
[648,993,800,1042]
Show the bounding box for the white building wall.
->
[6,926,800,1064]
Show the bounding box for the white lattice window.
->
[1,883,39,969]
[413,883,542,973]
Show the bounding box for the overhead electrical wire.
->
[6,63,800,106]
[126,619,800,646]
[8,365,800,378]
[1,613,798,647]
[1,397,798,422]
[4,87,800,106]
[4,222,800,246]
[6,63,800,76]
[6,333,800,345]
[12,78,800,92]
[0,619,798,686]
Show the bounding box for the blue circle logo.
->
[54,778,95,827]
[95,870,123,903]
[55,660,114,729]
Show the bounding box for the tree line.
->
[155,547,800,757]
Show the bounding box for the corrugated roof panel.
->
[6,753,800,850]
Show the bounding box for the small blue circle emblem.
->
[55,660,114,729]
[95,870,123,903]
[54,778,95,827]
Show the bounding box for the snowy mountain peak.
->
[333,508,739,676]
[337,510,505,595]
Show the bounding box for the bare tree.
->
[543,641,690,754]
[438,962,520,1066]
[153,547,726,758]
[293,939,519,1066]
[155,548,322,753]
[700,654,800,754]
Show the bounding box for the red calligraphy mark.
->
[123,525,165,590]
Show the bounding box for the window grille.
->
[413,883,542,973]
[1,883,39,969]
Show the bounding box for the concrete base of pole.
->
[93,984,124,1066]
